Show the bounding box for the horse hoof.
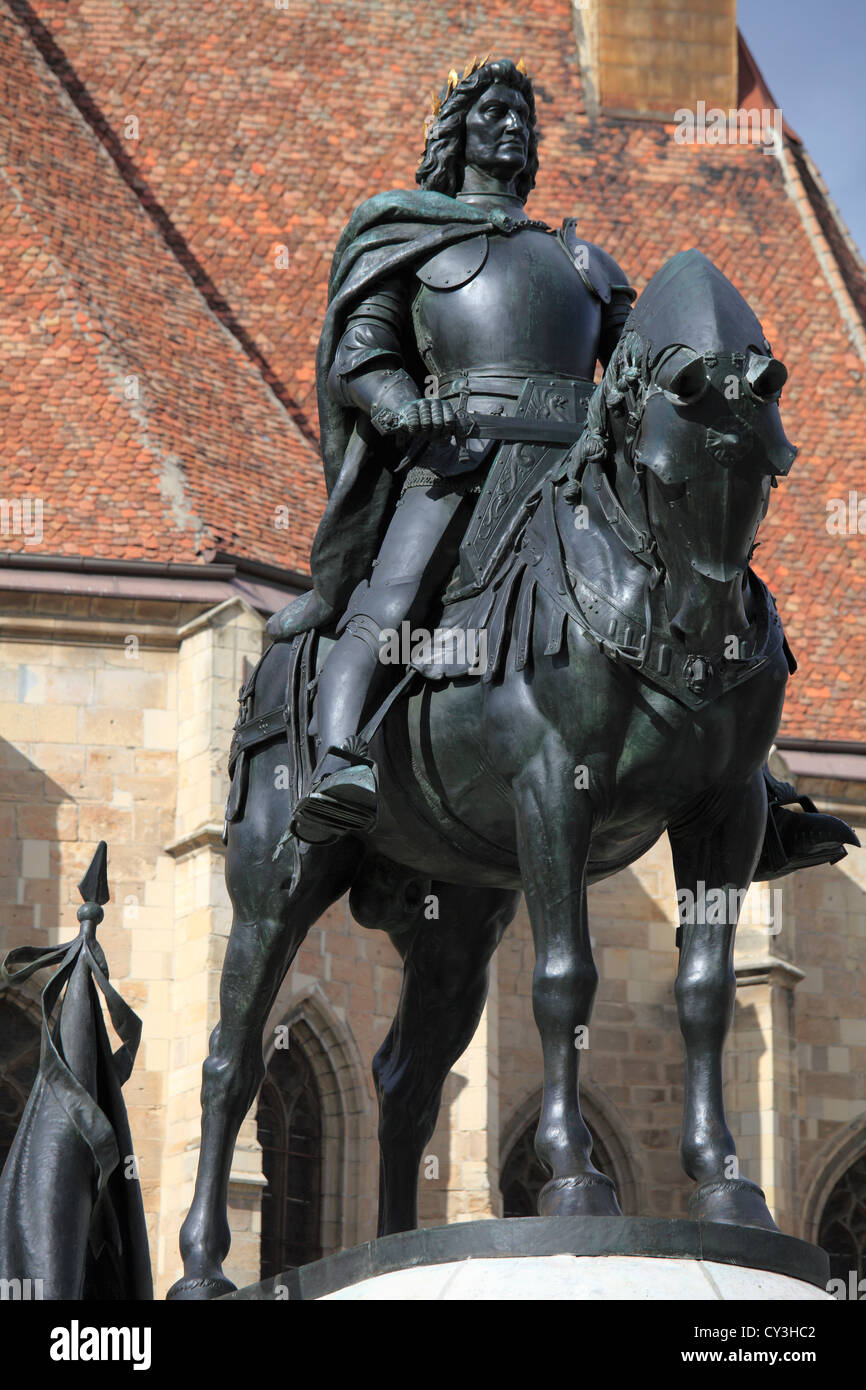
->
[688,1178,779,1231]
[166,1273,237,1301]
[538,1172,623,1217]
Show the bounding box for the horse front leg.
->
[670,768,778,1230]
[514,746,622,1217]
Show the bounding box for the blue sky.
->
[738,0,866,255]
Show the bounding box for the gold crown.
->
[423,55,527,141]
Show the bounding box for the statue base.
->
[223,1217,831,1301]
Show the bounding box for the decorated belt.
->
[436,369,594,402]
[437,371,594,444]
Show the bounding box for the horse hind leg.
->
[372,880,520,1237]
[168,830,362,1300]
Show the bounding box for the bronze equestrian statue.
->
[169,57,857,1300]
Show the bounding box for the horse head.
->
[570,249,797,656]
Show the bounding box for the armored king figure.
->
[268,56,635,841]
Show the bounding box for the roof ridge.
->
[790,144,866,331]
[737,27,866,340]
[737,30,800,145]
[7,0,321,451]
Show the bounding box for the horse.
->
[168,249,812,1298]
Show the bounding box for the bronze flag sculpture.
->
[0,843,152,1301]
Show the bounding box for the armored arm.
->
[559,222,636,371]
[328,278,456,447]
[328,277,419,416]
[599,278,637,369]
[582,244,636,369]
[600,288,637,368]
[585,245,637,369]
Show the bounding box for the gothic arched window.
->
[257,1035,323,1276]
[818,1153,866,1285]
[0,998,40,1176]
[501,1111,616,1217]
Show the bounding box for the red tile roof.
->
[3,1,866,741]
[0,2,321,572]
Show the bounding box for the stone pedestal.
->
[223,1217,831,1302]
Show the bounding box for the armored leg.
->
[292,479,475,841]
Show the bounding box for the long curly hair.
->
[416,58,539,202]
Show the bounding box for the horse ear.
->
[746,353,788,400]
[657,350,707,404]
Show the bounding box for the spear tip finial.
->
[78,841,110,908]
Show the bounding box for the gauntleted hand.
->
[371,396,458,443]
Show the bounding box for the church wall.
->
[579,0,738,118]
[789,779,866,1241]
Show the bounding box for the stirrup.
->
[290,741,379,842]
[758,800,859,880]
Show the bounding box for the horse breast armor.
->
[412,226,602,382]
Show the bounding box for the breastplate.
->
[412,229,601,381]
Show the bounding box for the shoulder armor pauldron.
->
[415,233,489,290]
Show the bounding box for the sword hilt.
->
[373,402,475,471]
[453,400,476,467]
[453,406,478,440]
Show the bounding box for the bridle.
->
[572,340,761,683]
[577,340,665,671]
